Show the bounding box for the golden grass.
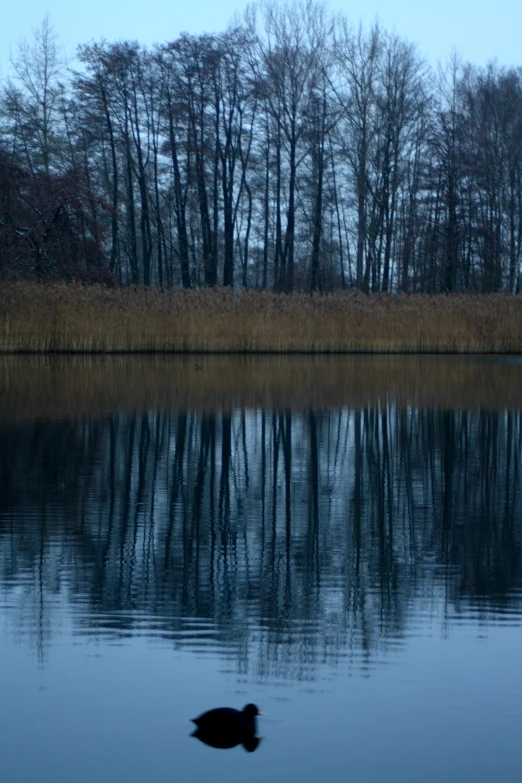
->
[1,354,521,419]
[0,282,521,353]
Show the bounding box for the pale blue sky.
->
[1,0,521,79]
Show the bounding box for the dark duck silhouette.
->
[191,703,263,752]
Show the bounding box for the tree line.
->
[1,3,522,293]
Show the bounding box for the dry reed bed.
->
[1,354,521,420]
[1,283,522,353]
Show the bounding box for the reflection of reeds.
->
[1,354,521,419]
[1,282,522,353]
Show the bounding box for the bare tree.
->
[5,15,67,175]
[332,21,381,290]
[248,0,332,291]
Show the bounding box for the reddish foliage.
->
[0,149,114,284]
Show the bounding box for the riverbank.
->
[1,283,521,353]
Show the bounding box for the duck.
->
[191,704,263,751]
[193,703,262,733]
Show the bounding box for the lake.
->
[1,355,521,783]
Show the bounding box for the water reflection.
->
[192,727,261,753]
[0,400,521,675]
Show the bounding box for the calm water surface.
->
[1,356,521,783]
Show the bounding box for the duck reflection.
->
[191,704,263,752]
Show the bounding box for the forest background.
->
[1,0,522,300]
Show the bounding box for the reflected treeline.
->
[0,405,521,674]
